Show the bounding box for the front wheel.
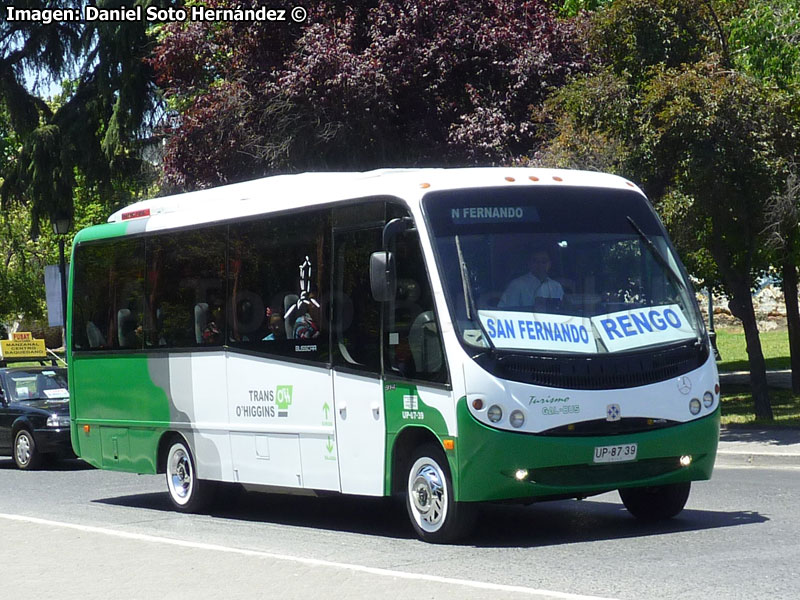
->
[619,482,691,521]
[164,437,216,512]
[405,444,475,543]
[14,429,42,470]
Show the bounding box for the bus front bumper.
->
[453,401,720,503]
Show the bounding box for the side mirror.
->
[370,251,397,302]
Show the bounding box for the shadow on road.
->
[93,487,768,547]
[719,428,800,447]
[469,500,767,548]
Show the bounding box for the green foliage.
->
[729,0,800,90]
[0,172,108,325]
[558,0,614,17]
[0,0,163,236]
[588,0,722,85]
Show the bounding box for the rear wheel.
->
[619,482,691,521]
[14,429,41,470]
[405,444,474,543]
[164,438,216,512]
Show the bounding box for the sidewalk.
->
[718,368,793,389]
[716,369,800,467]
[717,427,800,468]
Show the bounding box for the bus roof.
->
[102,167,644,232]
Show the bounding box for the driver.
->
[498,246,564,309]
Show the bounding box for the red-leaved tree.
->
[151,0,589,189]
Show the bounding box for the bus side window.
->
[71,239,144,351]
[145,228,228,349]
[385,230,447,385]
[227,211,330,361]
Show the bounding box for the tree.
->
[0,166,109,331]
[729,0,800,393]
[0,0,163,236]
[538,0,786,419]
[764,166,800,393]
[151,0,590,189]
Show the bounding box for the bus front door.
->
[331,226,386,496]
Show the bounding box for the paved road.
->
[0,456,798,599]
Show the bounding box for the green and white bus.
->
[67,168,719,542]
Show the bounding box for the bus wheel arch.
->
[404,443,475,543]
[390,427,442,496]
[391,427,474,543]
[160,432,217,512]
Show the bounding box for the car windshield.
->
[5,369,69,402]
[423,186,704,355]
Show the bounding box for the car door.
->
[0,374,13,452]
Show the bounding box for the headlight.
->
[487,405,503,423]
[509,410,525,428]
[47,414,69,428]
[689,399,701,415]
[703,391,714,408]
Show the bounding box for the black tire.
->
[14,429,42,470]
[619,482,691,521]
[405,444,475,543]
[164,437,216,512]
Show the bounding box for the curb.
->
[715,450,800,468]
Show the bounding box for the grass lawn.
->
[715,329,790,372]
[715,327,800,426]
[721,385,800,427]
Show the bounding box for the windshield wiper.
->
[626,216,702,345]
[454,235,496,354]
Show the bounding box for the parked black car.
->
[0,366,73,469]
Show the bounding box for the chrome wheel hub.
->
[411,464,445,528]
[169,448,192,500]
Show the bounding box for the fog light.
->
[515,469,529,481]
[703,391,714,408]
[510,410,525,428]
[689,398,701,415]
[487,405,503,423]
[680,455,693,467]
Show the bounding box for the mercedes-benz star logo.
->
[677,376,692,395]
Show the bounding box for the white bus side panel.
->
[166,353,234,482]
[225,354,339,490]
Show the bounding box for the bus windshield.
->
[424,186,704,355]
